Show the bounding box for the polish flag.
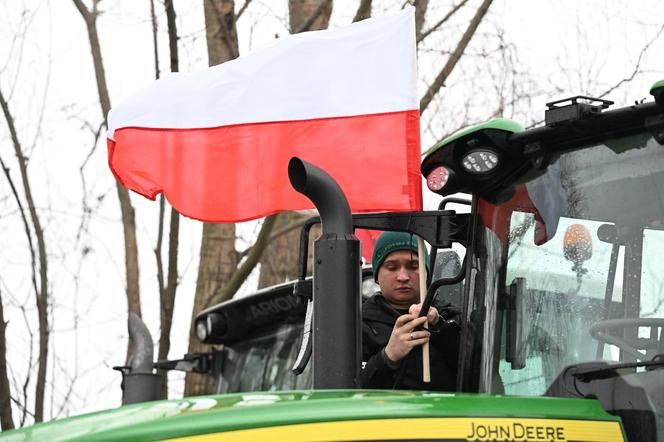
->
[107,8,421,222]
[355,229,382,263]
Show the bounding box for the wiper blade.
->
[573,354,664,382]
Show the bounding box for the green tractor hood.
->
[1,391,624,441]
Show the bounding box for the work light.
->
[426,165,451,191]
[421,119,523,196]
[461,150,499,174]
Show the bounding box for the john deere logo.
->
[466,421,566,441]
[168,417,623,442]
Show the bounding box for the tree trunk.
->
[414,0,429,40]
[204,0,239,64]
[289,0,332,33]
[154,0,182,401]
[258,212,309,287]
[0,290,14,430]
[210,216,278,304]
[352,0,372,23]
[257,0,333,287]
[72,1,142,361]
[0,86,49,423]
[184,0,239,396]
[158,209,179,398]
[185,223,237,395]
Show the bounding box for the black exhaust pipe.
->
[288,157,361,389]
[119,313,160,404]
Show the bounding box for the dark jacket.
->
[360,293,460,391]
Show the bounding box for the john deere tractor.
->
[4,82,664,442]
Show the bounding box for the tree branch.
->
[164,0,179,73]
[419,0,493,114]
[237,215,309,260]
[417,0,469,44]
[75,119,104,243]
[414,0,429,40]
[17,306,33,426]
[207,215,278,307]
[149,0,160,80]
[598,23,664,98]
[73,0,143,352]
[0,155,39,299]
[235,0,253,21]
[71,0,91,23]
[352,0,372,23]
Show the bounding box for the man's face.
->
[377,250,420,308]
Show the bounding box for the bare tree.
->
[72,0,142,361]
[0,288,15,430]
[0,86,49,422]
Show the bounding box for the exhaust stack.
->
[288,158,361,389]
[118,313,160,404]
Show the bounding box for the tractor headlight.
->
[461,149,499,174]
[195,313,227,343]
[195,318,208,342]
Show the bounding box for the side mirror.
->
[597,223,623,245]
[432,250,464,307]
[506,277,527,369]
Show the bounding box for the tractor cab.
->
[422,82,664,441]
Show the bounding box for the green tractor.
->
[4,82,664,441]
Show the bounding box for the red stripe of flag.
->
[109,110,422,222]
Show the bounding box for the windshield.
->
[217,322,312,393]
[474,130,664,396]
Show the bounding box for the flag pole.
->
[417,237,431,383]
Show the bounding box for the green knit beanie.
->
[371,231,429,281]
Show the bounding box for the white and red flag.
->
[107,8,421,222]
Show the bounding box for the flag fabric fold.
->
[107,8,422,222]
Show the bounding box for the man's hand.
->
[384,314,431,362]
[408,303,439,327]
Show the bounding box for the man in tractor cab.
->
[361,231,461,391]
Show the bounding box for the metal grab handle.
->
[292,299,314,375]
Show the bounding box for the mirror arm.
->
[418,254,468,323]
